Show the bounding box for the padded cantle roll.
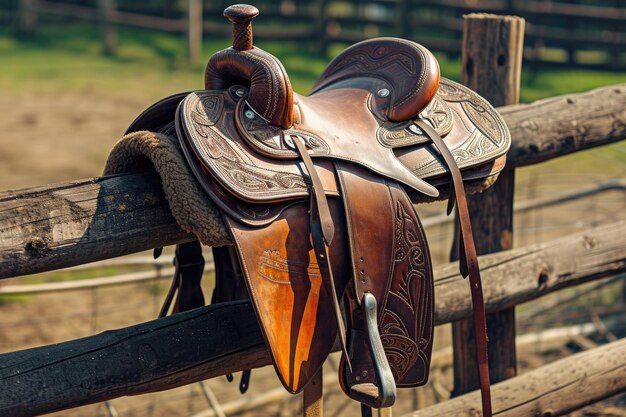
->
[205,47,295,129]
[311,38,440,123]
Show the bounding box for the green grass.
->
[0,24,329,98]
[520,68,626,102]
[0,263,207,305]
[0,265,136,305]
[0,294,31,305]
[0,264,156,303]
[4,24,623,102]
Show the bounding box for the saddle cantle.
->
[124,4,510,416]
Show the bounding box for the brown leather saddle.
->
[126,4,510,416]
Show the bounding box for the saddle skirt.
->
[124,6,509,414]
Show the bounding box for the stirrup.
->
[344,293,396,409]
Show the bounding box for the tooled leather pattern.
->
[412,79,510,179]
[258,250,322,284]
[376,96,454,148]
[205,47,294,128]
[313,38,439,122]
[237,101,330,158]
[438,80,507,146]
[182,91,309,198]
[381,185,433,385]
[232,27,253,51]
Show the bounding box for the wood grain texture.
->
[435,221,626,324]
[453,12,524,395]
[0,84,624,279]
[0,221,624,416]
[402,338,626,417]
[0,301,267,417]
[0,171,194,278]
[461,14,525,107]
[502,84,626,167]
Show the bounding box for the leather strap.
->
[159,241,205,318]
[290,134,334,245]
[211,246,248,304]
[415,119,492,417]
[292,134,351,372]
[212,245,252,393]
[303,370,323,417]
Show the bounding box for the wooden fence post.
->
[397,0,411,39]
[186,0,203,66]
[98,0,116,56]
[18,0,37,35]
[314,0,328,56]
[451,13,525,397]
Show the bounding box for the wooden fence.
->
[2,222,626,416]
[11,0,626,70]
[0,10,625,417]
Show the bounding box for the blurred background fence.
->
[2,0,625,70]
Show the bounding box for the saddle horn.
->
[224,4,258,51]
[205,4,295,128]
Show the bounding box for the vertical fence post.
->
[187,0,203,66]
[18,0,37,35]
[451,13,525,397]
[397,0,411,39]
[314,0,328,56]
[98,0,116,56]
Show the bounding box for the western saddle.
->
[123,4,510,416]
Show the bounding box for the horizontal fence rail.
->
[422,178,626,227]
[403,338,626,417]
[1,177,621,295]
[1,83,624,279]
[1,220,625,416]
[186,320,613,417]
[0,268,175,294]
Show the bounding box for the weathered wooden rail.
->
[1,221,625,416]
[1,84,624,279]
[404,337,626,417]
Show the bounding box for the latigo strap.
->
[416,119,492,416]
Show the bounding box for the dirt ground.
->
[0,91,150,191]
[1,89,626,416]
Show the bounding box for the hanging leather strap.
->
[292,134,351,373]
[159,241,206,318]
[415,120,492,417]
[212,245,253,393]
[303,370,324,417]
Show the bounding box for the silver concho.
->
[238,103,330,159]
